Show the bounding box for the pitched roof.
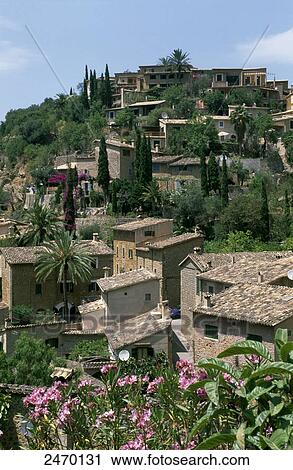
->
[128,100,165,107]
[194,283,293,326]
[97,268,159,293]
[105,310,171,350]
[197,255,293,285]
[169,157,200,166]
[159,119,189,125]
[78,299,104,315]
[112,217,173,231]
[0,240,113,265]
[152,155,183,164]
[138,232,203,250]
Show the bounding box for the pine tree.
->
[220,155,229,207]
[284,189,291,237]
[81,79,89,109]
[97,136,110,201]
[260,179,270,242]
[207,152,220,193]
[200,154,209,196]
[85,65,89,81]
[135,130,142,181]
[104,64,113,108]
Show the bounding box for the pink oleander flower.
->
[172,442,180,449]
[57,398,80,427]
[117,375,138,387]
[196,387,207,399]
[142,375,149,383]
[0,430,3,437]
[95,417,102,428]
[120,434,148,450]
[102,410,115,422]
[130,408,151,429]
[264,375,273,382]
[100,363,118,374]
[78,379,92,388]
[146,377,164,394]
[248,354,261,365]
[265,425,273,437]
[186,440,196,450]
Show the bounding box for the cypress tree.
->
[135,130,142,181]
[146,137,152,185]
[260,179,270,242]
[89,69,95,105]
[207,152,220,193]
[64,168,76,234]
[99,73,106,107]
[139,134,148,185]
[85,65,89,81]
[105,64,113,108]
[69,87,73,96]
[285,189,291,237]
[112,181,118,214]
[81,79,89,109]
[93,70,98,102]
[200,154,209,196]
[97,136,110,201]
[220,155,229,207]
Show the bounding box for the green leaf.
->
[270,429,288,448]
[275,328,288,361]
[255,410,270,427]
[204,381,219,406]
[175,403,189,413]
[280,342,293,363]
[235,422,246,450]
[188,413,213,440]
[218,340,272,361]
[270,402,284,416]
[246,385,273,402]
[197,358,237,378]
[249,362,293,380]
[260,435,280,450]
[196,433,236,450]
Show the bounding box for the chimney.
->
[131,140,135,148]
[203,293,212,308]
[103,267,111,278]
[92,233,99,242]
[258,271,264,283]
[207,260,212,269]
[157,300,169,320]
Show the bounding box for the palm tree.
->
[142,180,162,215]
[230,106,251,155]
[35,230,94,321]
[18,201,59,246]
[158,56,171,69]
[168,49,192,78]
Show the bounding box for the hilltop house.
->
[95,139,135,181]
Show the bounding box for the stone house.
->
[192,283,293,363]
[95,139,135,181]
[180,251,293,337]
[138,65,194,90]
[136,232,204,307]
[113,217,174,274]
[0,239,113,323]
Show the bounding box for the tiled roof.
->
[195,283,293,326]
[112,217,173,231]
[128,100,165,107]
[0,383,35,395]
[180,251,293,272]
[197,255,293,285]
[62,328,104,335]
[169,157,201,166]
[105,310,171,350]
[0,320,66,332]
[152,155,182,164]
[0,240,113,265]
[159,119,189,125]
[78,299,104,315]
[97,268,159,293]
[139,232,203,250]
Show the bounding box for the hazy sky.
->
[1,0,293,120]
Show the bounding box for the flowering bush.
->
[14,330,293,449]
[48,173,66,185]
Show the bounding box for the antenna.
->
[118,350,130,362]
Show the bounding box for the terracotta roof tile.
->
[97,268,159,293]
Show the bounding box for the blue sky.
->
[0,0,293,120]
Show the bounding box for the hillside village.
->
[1,49,293,449]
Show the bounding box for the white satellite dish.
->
[287,270,293,281]
[118,350,130,362]
[161,112,169,119]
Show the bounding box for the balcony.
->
[212,81,229,88]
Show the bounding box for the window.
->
[45,338,58,349]
[247,334,262,342]
[219,121,224,128]
[208,285,214,294]
[123,149,130,156]
[160,74,167,80]
[35,283,42,295]
[245,76,251,85]
[144,230,155,237]
[132,346,154,360]
[290,120,293,130]
[109,111,114,119]
[204,324,218,340]
[152,163,160,172]
[89,281,97,292]
[150,74,157,80]
[216,74,223,82]
[60,282,74,294]
[128,249,133,259]
[124,292,128,296]
[145,293,152,301]
[116,246,119,256]
[116,264,119,273]
[169,73,175,79]
[122,248,125,258]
